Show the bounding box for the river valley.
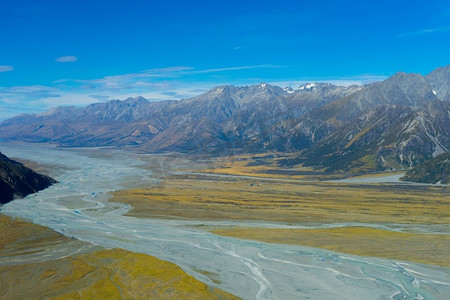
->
[1,143,449,300]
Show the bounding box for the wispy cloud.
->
[0,85,60,99]
[397,25,450,37]
[77,65,277,86]
[191,64,281,74]
[52,78,71,84]
[55,55,78,63]
[0,85,63,120]
[0,66,213,120]
[74,65,280,93]
[89,95,110,101]
[75,66,192,88]
[0,65,14,72]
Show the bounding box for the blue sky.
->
[1,0,450,120]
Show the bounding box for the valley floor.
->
[112,154,450,268]
[1,144,449,299]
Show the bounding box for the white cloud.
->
[55,56,78,63]
[0,65,14,72]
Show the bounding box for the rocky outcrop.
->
[0,152,57,204]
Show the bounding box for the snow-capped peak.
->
[284,87,294,94]
[298,83,317,91]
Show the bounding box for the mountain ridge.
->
[1,65,449,174]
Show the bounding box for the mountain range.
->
[1,65,449,174]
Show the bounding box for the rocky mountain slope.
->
[285,100,450,172]
[0,152,57,204]
[400,152,450,184]
[0,65,449,173]
[272,66,450,171]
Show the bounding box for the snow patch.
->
[284,87,294,94]
[298,83,316,91]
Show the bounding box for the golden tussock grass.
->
[211,226,450,268]
[113,177,450,225]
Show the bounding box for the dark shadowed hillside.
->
[0,152,57,204]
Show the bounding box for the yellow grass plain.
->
[211,226,450,268]
[112,157,450,268]
[114,176,449,225]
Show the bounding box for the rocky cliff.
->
[0,152,57,204]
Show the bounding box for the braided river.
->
[1,143,449,299]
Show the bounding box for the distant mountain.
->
[0,82,357,152]
[400,152,450,184]
[0,65,449,173]
[0,97,175,147]
[274,67,450,171]
[0,152,57,204]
